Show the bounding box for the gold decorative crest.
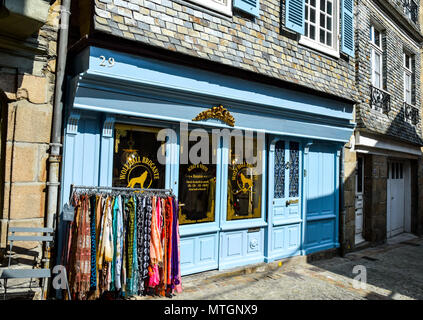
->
[192,105,235,127]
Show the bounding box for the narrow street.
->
[136,235,423,300]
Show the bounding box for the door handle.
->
[286,199,299,206]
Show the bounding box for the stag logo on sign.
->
[120,156,160,189]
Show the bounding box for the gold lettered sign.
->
[192,105,235,127]
[120,156,160,189]
[227,162,261,221]
[185,164,210,192]
[179,164,216,225]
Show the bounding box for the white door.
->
[355,157,365,244]
[387,161,405,238]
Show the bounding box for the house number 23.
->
[99,56,115,67]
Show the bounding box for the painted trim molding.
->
[354,131,422,157]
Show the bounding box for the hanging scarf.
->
[166,197,173,287]
[114,195,124,291]
[110,196,119,291]
[125,196,135,292]
[71,195,92,299]
[89,195,97,290]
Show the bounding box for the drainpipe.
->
[43,0,71,299]
[339,147,346,257]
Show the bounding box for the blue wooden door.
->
[303,143,340,254]
[178,130,267,274]
[177,129,221,275]
[218,131,267,270]
[266,137,302,261]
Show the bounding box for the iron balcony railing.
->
[370,85,391,113]
[404,102,419,125]
[402,0,418,23]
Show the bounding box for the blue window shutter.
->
[341,0,355,57]
[233,0,260,17]
[285,0,305,34]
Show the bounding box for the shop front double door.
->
[177,129,267,275]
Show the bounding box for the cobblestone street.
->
[136,236,423,300]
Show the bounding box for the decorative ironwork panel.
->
[370,86,391,113]
[403,0,418,23]
[289,142,299,198]
[404,102,419,125]
[274,140,285,199]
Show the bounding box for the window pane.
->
[357,158,363,193]
[327,1,332,14]
[375,52,381,73]
[405,73,412,104]
[320,29,325,43]
[179,131,217,225]
[392,163,397,179]
[227,135,262,221]
[327,16,332,30]
[326,32,332,46]
[311,0,316,7]
[310,8,316,23]
[320,0,326,12]
[289,142,300,198]
[113,124,166,189]
[310,25,315,39]
[274,141,285,199]
[373,73,380,88]
[374,29,380,47]
[305,22,309,37]
[320,13,325,28]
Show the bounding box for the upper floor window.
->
[370,25,383,89]
[187,0,232,16]
[403,52,413,105]
[402,52,419,125]
[285,0,354,57]
[300,0,339,57]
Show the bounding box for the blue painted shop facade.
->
[60,46,354,276]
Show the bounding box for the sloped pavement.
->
[134,234,423,300]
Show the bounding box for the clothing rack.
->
[63,184,181,300]
[70,184,174,200]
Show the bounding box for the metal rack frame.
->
[69,184,174,199]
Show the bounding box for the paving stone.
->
[133,237,423,300]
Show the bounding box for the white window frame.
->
[300,0,340,58]
[186,0,232,16]
[403,52,412,105]
[370,25,383,89]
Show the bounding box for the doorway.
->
[387,161,405,238]
[355,156,365,244]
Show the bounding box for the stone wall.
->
[0,1,60,256]
[363,154,388,244]
[341,143,357,253]
[417,157,423,235]
[92,0,358,101]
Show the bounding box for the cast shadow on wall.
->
[307,108,423,300]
